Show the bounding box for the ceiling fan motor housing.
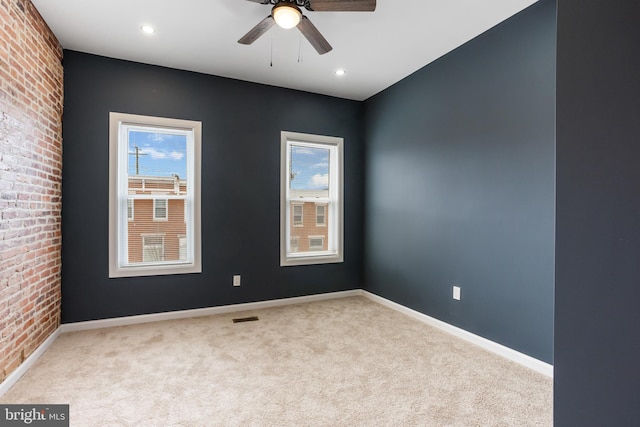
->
[263,0,314,11]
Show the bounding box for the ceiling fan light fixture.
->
[272,4,302,29]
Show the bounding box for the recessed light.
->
[335,69,346,76]
[140,25,156,35]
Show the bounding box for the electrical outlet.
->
[233,275,241,287]
[453,285,461,301]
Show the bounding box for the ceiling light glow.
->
[273,4,302,29]
[335,69,346,76]
[140,25,156,35]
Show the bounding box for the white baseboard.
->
[59,290,362,333]
[1,288,552,397]
[0,327,61,397]
[361,290,553,378]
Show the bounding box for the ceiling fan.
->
[238,0,376,55]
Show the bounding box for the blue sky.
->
[128,130,187,178]
[290,145,329,190]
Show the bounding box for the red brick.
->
[0,0,62,380]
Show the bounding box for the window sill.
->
[109,261,201,278]
[281,252,343,267]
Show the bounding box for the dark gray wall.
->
[363,0,556,363]
[61,51,365,322]
[555,1,640,424]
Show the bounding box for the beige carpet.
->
[1,297,552,426]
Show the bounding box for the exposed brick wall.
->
[0,0,63,382]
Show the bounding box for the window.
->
[309,236,324,250]
[316,204,326,226]
[127,199,134,221]
[178,235,187,261]
[142,234,165,262]
[109,112,202,277]
[153,198,168,221]
[290,236,299,253]
[281,131,343,266]
[292,204,303,226]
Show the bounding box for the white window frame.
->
[280,131,343,266]
[153,198,168,221]
[109,112,202,278]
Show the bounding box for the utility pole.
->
[128,146,147,175]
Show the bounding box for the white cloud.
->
[139,148,185,160]
[169,151,185,160]
[142,147,167,159]
[312,162,328,169]
[293,147,315,155]
[309,173,329,188]
[149,133,171,143]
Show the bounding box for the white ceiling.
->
[32,0,538,101]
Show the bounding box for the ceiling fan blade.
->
[238,15,276,45]
[310,0,376,12]
[297,16,332,55]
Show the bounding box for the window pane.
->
[288,201,329,254]
[128,197,185,264]
[288,145,331,255]
[124,128,188,266]
[128,130,187,182]
[290,145,330,196]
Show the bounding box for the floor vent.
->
[232,316,259,323]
